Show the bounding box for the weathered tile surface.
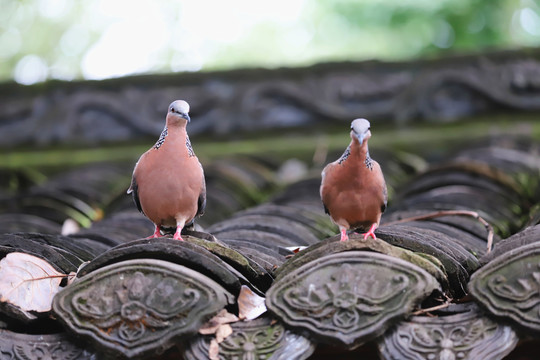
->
[266,251,440,349]
[53,259,234,358]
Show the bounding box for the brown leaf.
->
[215,323,233,342]
[238,285,266,320]
[0,252,65,312]
[199,309,239,335]
[208,339,219,360]
[200,309,239,360]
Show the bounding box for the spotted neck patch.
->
[154,126,168,149]
[338,146,351,164]
[186,136,195,157]
[365,150,373,170]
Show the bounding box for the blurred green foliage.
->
[1,0,540,84]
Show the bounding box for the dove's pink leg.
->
[173,218,185,241]
[363,223,377,240]
[173,225,184,241]
[147,225,161,239]
[339,227,349,242]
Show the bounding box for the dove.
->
[127,100,206,240]
[320,118,387,242]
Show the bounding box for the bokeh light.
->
[1,0,540,85]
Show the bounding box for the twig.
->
[411,302,451,316]
[22,274,73,282]
[384,210,494,253]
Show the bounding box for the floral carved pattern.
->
[469,242,540,331]
[183,316,314,360]
[220,321,284,359]
[283,264,408,331]
[266,251,439,348]
[71,270,199,343]
[53,259,233,358]
[378,304,518,360]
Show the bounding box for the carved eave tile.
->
[53,259,234,358]
[469,241,540,332]
[266,251,440,349]
[0,330,95,360]
[378,303,518,360]
[184,316,315,360]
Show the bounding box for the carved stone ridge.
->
[469,241,540,331]
[378,304,518,360]
[53,259,234,358]
[266,251,439,348]
[2,51,540,148]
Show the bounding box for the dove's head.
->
[350,118,371,146]
[166,100,191,126]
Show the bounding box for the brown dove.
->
[320,118,387,242]
[127,100,206,240]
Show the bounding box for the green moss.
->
[185,236,266,279]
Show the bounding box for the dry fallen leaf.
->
[0,252,65,312]
[199,309,239,360]
[283,246,307,253]
[199,309,239,335]
[208,324,232,360]
[215,323,233,342]
[238,285,267,320]
[208,339,219,360]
